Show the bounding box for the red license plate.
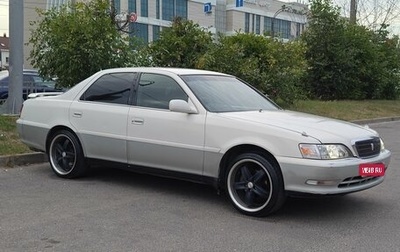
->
[359,163,385,177]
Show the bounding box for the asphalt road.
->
[1,121,399,252]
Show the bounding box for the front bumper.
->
[277,149,391,195]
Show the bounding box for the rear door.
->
[69,72,136,163]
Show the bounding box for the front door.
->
[127,72,206,175]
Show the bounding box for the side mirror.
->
[169,99,198,114]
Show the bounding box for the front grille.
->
[354,137,381,158]
[338,176,379,188]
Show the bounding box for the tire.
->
[226,153,286,217]
[48,130,87,179]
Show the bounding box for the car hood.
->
[218,110,378,143]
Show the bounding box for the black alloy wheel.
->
[226,153,285,217]
[48,130,87,178]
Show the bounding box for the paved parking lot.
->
[1,121,399,252]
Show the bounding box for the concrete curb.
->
[351,116,400,125]
[1,117,399,168]
[0,152,47,168]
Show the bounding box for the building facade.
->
[115,0,307,42]
[0,34,10,70]
[22,0,307,67]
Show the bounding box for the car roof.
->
[99,67,232,77]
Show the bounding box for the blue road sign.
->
[204,2,212,13]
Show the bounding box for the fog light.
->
[306,180,337,186]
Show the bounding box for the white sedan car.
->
[17,68,391,216]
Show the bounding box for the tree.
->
[303,0,400,100]
[199,33,307,105]
[29,0,136,88]
[334,0,400,33]
[148,17,213,68]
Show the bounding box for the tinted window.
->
[0,76,8,87]
[136,73,188,109]
[23,75,34,87]
[81,73,135,105]
[0,72,43,87]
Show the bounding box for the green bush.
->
[302,0,400,100]
[198,33,307,105]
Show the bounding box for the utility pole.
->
[350,0,357,24]
[6,0,24,114]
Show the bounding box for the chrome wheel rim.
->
[49,134,77,175]
[227,159,273,213]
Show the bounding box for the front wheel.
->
[226,153,286,217]
[48,130,87,178]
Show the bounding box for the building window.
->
[128,0,136,13]
[255,15,260,34]
[272,19,291,39]
[141,0,148,17]
[162,0,174,21]
[264,16,272,34]
[245,13,250,33]
[156,0,160,19]
[162,0,187,21]
[153,25,161,40]
[296,23,301,37]
[252,14,255,33]
[176,0,187,19]
[281,20,290,39]
[114,0,120,13]
[130,23,149,43]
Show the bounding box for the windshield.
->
[181,75,280,112]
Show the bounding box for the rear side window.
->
[81,73,135,105]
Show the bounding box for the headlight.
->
[299,144,351,159]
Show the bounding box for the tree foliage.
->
[199,33,307,105]
[148,17,213,68]
[302,0,400,100]
[29,0,135,88]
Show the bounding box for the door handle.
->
[73,112,82,118]
[132,118,144,125]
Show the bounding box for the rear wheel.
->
[48,130,87,178]
[226,153,285,217]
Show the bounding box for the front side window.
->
[136,73,188,109]
[80,73,135,105]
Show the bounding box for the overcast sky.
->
[0,0,8,36]
[0,0,398,37]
